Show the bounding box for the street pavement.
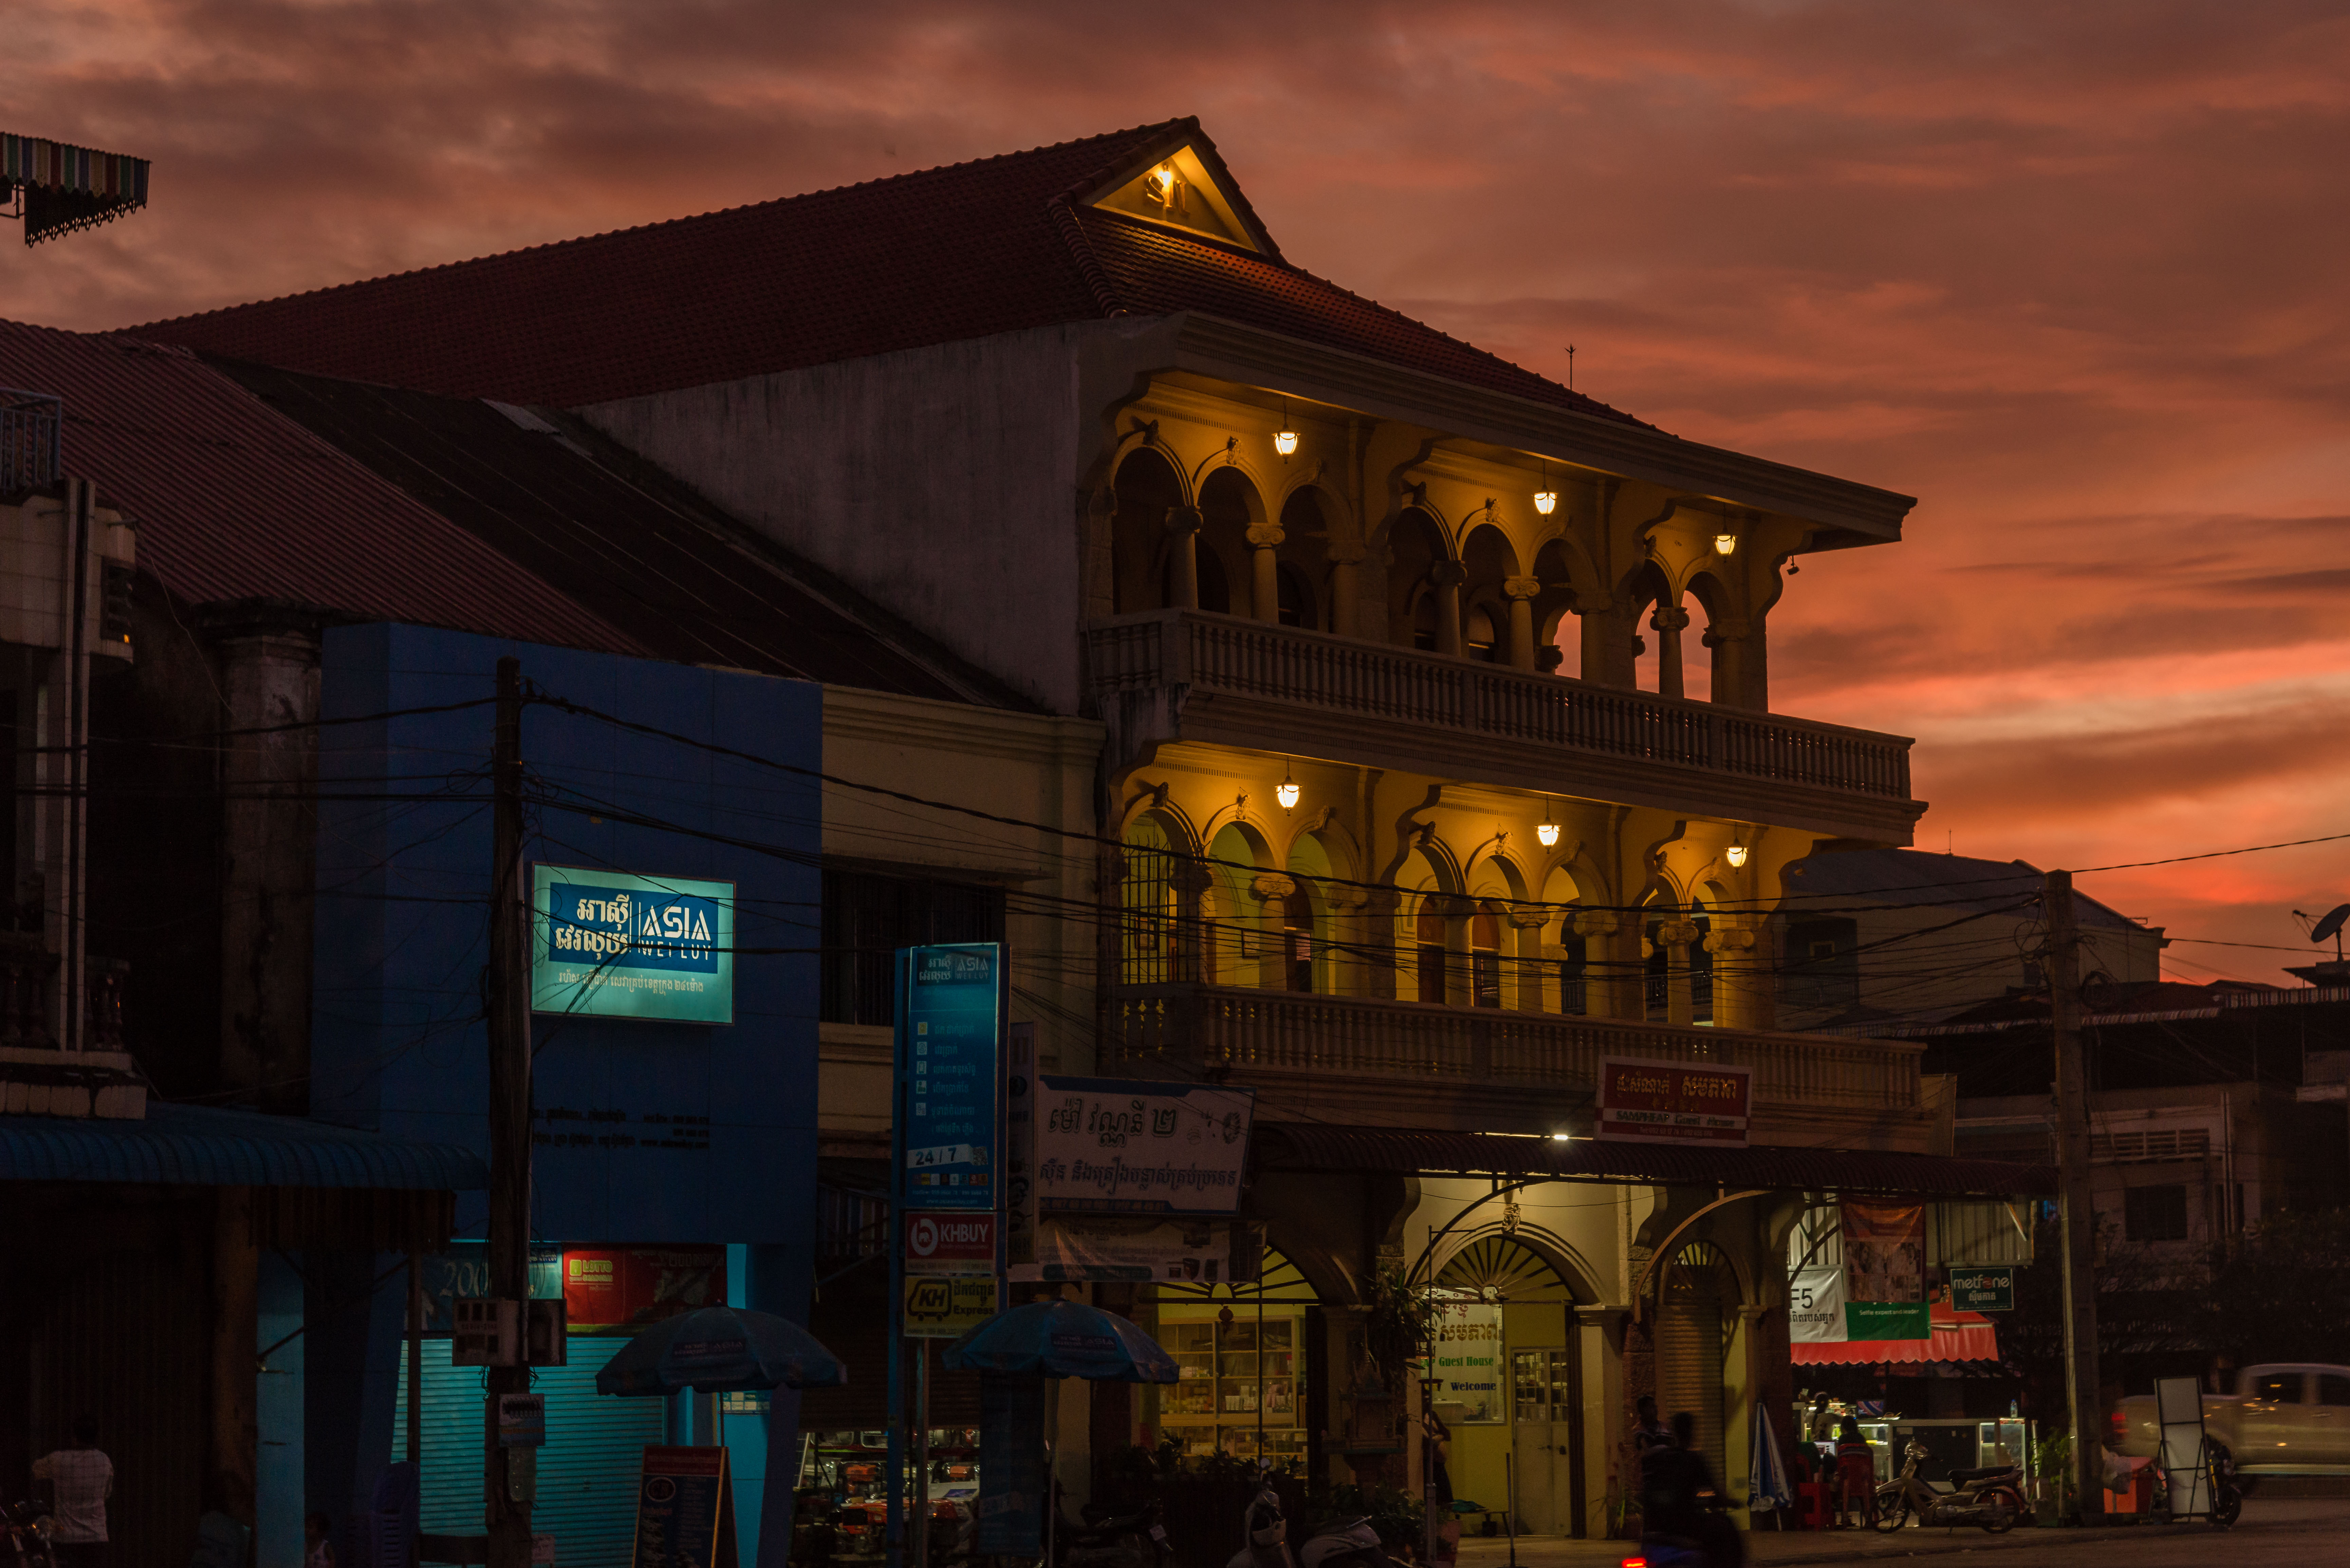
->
[1454,1497,2350,1568]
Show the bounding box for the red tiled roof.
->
[131,119,1640,425]
[0,318,642,651]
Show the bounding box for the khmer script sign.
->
[1031,1077,1254,1214]
[1594,1055,1751,1145]
[530,865,735,1024]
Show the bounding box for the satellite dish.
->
[2312,903,2350,946]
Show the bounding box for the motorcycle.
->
[2,1501,53,1568]
[1058,1495,1173,1568]
[1226,1483,1294,1568]
[1872,1441,2022,1533]
[1227,1480,1403,1568]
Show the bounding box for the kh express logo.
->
[548,882,720,972]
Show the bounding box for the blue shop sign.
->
[530,864,735,1024]
[896,944,1001,1212]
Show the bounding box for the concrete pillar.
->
[1430,561,1466,657]
[1576,597,1637,688]
[1657,918,1700,1026]
[1705,618,1747,709]
[215,624,323,1112]
[1572,910,1634,1020]
[1167,506,1202,610]
[1509,909,1547,1011]
[1329,543,1365,638]
[1251,872,1298,990]
[1704,921,1771,1032]
[1504,576,1540,671]
[1248,523,1286,622]
[1651,602,1690,700]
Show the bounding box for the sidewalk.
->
[1452,1501,2333,1568]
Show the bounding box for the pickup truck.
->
[2114,1364,2350,1474]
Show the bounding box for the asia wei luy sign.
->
[531,865,734,1024]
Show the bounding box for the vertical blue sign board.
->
[899,945,1003,1209]
[887,943,1002,1568]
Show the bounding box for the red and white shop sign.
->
[905,1210,997,1275]
[1595,1056,1751,1145]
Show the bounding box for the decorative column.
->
[1656,916,1701,1026]
[1328,542,1365,638]
[1572,909,1633,1019]
[1650,601,1690,699]
[1704,920,1772,1031]
[1430,561,1466,656]
[1167,505,1202,610]
[1248,523,1286,622]
[1503,576,1541,671]
[1509,907,1549,1011]
[1703,617,1747,709]
[1251,872,1297,990]
[1169,859,1215,985]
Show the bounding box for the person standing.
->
[32,1417,113,1568]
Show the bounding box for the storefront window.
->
[1158,1309,1306,1465]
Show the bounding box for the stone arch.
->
[1384,505,1457,651]
[1120,803,1206,986]
[1274,482,1345,632]
[1111,445,1187,615]
[1531,536,1594,677]
[1433,1224,1602,1306]
[1197,466,1264,619]
[1460,521,1521,663]
[1202,819,1276,987]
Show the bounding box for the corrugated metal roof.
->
[1256,1122,2054,1197]
[0,1101,487,1189]
[127,119,1644,428]
[0,318,641,653]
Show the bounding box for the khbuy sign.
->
[1595,1056,1751,1145]
[530,864,735,1024]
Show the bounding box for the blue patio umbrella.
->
[1750,1405,1794,1520]
[941,1299,1179,1382]
[594,1306,847,1396]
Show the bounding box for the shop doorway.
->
[1436,1237,1584,1537]
[1655,1242,1736,1484]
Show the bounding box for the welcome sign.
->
[531,865,735,1024]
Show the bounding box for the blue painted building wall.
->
[308,624,821,1567]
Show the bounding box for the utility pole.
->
[2046,870,2104,1524]
[487,657,535,1568]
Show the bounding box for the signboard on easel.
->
[630,1445,737,1568]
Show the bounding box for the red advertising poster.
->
[904,1211,997,1275]
[1595,1056,1752,1145]
[563,1245,727,1334]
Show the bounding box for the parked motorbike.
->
[2,1500,53,1568]
[1059,1495,1172,1568]
[1227,1480,1402,1568]
[1872,1441,2021,1533]
[1226,1483,1295,1568]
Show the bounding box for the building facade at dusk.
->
[78,118,2060,1545]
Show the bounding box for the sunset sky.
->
[10,1,2347,979]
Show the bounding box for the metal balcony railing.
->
[0,387,62,494]
[1105,983,1922,1114]
[1085,610,1914,802]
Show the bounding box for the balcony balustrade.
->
[1105,982,1922,1138]
[1085,610,1920,838]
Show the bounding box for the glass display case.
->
[1157,1307,1307,1466]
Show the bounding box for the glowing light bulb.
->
[1715,533,1738,555]
[1274,430,1298,456]
[1726,844,1748,868]
[1550,1132,1571,1142]
[1276,778,1300,810]
[1152,165,1176,195]
[1534,491,1557,516]
[1537,822,1560,847]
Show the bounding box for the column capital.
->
[1251,872,1298,903]
[1507,908,1550,930]
[1650,604,1691,634]
[1571,909,1624,939]
[1326,541,1368,566]
[1246,524,1286,549]
[1656,918,1701,948]
[1503,575,1542,600]
[1703,927,1758,956]
[1167,505,1203,534]
[1429,560,1467,586]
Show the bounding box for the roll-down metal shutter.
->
[393,1337,666,1568]
[1657,1272,1726,1483]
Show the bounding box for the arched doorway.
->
[1656,1241,1737,1484]
[1149,1248,1320,1468]
[1436,1237,1586,1537]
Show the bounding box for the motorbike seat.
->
[1946,1466,2020,1485]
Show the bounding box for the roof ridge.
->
[1046,197,1127,319]
[129,119,1192,335]
[1078,208,1643,426]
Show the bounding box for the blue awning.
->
[0,1102,487,1190]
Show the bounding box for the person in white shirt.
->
[32,1417,113,1567]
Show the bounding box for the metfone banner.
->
[1595,1056,1751,1145]
[1841,1200,1929,1340]
[1032,1076,1254,1213]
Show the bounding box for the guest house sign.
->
[1594,1056,1751,1145]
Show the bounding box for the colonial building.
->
[137,119,2049,1540]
